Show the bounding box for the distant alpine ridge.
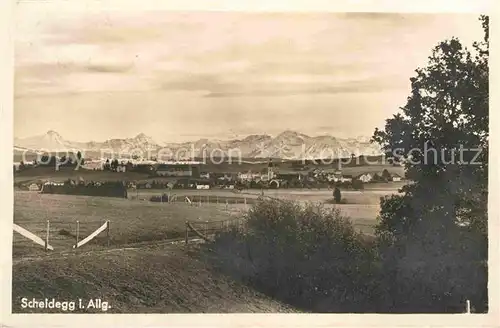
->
[14,130,382,160]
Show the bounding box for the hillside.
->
[12,244,297,313]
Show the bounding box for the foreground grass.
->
[12,244,296,313]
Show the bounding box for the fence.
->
[13,219,111,252]
[13,222,54,251]
[185,217,247,244]
[141,192,253,211]
[73,220,110,249]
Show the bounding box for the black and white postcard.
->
[1,0,498,327]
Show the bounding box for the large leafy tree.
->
[372,16,488,312]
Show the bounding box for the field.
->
[14,179,403,256]
[14,182,402,252]
[135,185,403,235]
[13,191,237,258]
[13,190,302,313]
[12,168,402,313]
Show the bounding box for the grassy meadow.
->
[12,171,402,313]
[14,182,402,258]
[13,191,237,258]
[12,243,297,313]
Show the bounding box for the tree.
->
[111,159,119,171]
[333,187,342,203]
[126,161,134,172]
[39,155,57,166]
[372,16,488,312]
[76,151,85,165]
[104,159,110,171]
[381,169,391,181]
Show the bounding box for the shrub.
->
[58,229,75,238]
[205,198,382,312]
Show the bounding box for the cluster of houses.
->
[20,158,404,192]
[141,162,404,188]
[20,155,404,185]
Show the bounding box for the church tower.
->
[267,158,274,180]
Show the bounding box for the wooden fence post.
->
[185,221,189,245]
[45,220,50,251]
[106,221,110,247]
[75,220,80,249]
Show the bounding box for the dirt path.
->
[12,237,205,265]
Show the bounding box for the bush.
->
[58,229,75,238]
[204,197,482,313]
[205,198,381,312]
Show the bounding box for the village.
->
[17,156,404,193]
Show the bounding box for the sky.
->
[14,4,485,143]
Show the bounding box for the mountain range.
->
[14,130,382,160]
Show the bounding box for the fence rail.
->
[73,220,110,248]
[185,217,247,244]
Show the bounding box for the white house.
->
[391,173,402,182]
[260,168,276,181]
[311,168,323,177]
[83,161,103,171]
[340,175,353,183]
[116,165,127,173]
[28,183,40,191]
[238,171,261,181]
[44,181,64,186]
[325,169,343,182]
[196,184,210,190]
[357,173,373,183]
